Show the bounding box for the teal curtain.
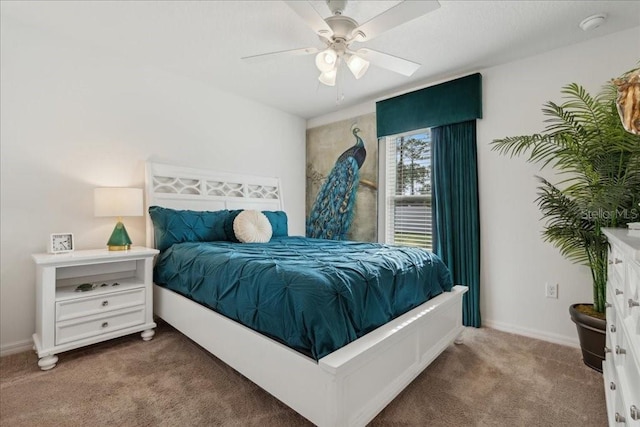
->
[432,121,481,327]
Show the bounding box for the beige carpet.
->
[0,322,606,427]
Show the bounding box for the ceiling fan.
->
[242,0,441,87]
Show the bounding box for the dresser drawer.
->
[619,336,640,391]
[55,306,145,345]
[611,274,626,311]
[603,359,617,426]
[627,260,640,321]
[56,288,145,322]
[610,244,626,280]
[607,302,619,352]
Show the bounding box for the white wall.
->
[309,26,640,347]
[478,26,639,346]
[0,18,307,354]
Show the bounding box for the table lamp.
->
[94,188,143,251]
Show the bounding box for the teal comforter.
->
[154,236,453,360]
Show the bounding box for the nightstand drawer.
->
[55,306,145,345]
[56,288,145,322]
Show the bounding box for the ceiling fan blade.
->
[241,47,319,63]
[355,48,420,76]
[284,1,334,38]
[351,0,440,42]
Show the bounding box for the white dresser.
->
[603,228,640,425]
[32,247,159,370]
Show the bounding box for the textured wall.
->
[306,113,378,242]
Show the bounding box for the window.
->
[379,129,432,250]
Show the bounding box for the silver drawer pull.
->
[615,412,626,423]
[605,302,612,308]
[101,322,109,328]
[604,346,612,354]
[615,345,626,355]
[631,405,639,421]
[629,299,640,308]
[614,258,623,264]
[101,300,109,307]
[610,324,616,333]
[610,381,616,390]
[615,288,623,295]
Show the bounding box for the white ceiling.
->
[2,1,639,120]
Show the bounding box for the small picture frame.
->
[48,233,74,254]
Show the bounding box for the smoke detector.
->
[579,14,606,31]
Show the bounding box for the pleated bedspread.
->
[154,236,453,360]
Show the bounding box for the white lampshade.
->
[318,69,337,86]
[315,48,337,73]
[94,188,143,217]
[346,54,370,79]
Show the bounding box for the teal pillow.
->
[262,211,288,238]
[149,206,229,251]
[224,209,244,243]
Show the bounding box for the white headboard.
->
[145,161,284,249]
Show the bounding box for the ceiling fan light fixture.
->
[346,54,369,79]
[315,48,338,72]
[318,69,337,86]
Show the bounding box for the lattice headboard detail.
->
[145,162,284,248]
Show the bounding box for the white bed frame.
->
[145,161,468,427]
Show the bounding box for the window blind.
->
[385,130,432,250]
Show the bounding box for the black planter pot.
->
[569,303,606,372]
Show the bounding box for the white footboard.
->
[154,284,467,426]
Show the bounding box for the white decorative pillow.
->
[233,210,273,243]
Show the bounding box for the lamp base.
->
[106,221,132,251]
[107,244,131,251]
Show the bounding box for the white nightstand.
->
[31,246,159,370]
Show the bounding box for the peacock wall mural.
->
[306,113,378,242]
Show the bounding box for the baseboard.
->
[0,339,33,357]
[0,324,579,357]
[483,319,580,348]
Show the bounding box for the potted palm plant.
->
[491,72,640,371]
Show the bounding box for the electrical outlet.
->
[545,283,558,299]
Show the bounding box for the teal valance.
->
[376,73,482,137]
